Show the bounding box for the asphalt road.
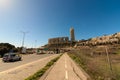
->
[0,54,55,72]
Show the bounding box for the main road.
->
[0,54,56,72]
[0,53,60,80]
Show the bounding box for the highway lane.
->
[0,53,60,80]
[0,54,55,72]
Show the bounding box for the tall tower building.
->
[70,27,75,41]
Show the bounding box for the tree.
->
[0,43,17,57]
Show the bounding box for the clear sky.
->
[0,0,120,48]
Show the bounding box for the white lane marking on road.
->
[65,56,66,64]
[65,63,67,68]
[0,55,55,74]
[65,54,68,80]
[65,56,67,69]
[65,70,68,80]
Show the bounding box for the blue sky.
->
[0,0,120,48]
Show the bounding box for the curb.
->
[39,62,55,80]
[67,53,91,80]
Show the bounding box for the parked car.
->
[2,53,22,62]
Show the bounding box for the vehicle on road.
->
[2,53,22,62]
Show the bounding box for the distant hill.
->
[77,32,120,46]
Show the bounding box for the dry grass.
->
[68,45,120,80]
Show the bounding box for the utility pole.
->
[35,40,37,48]
[35,40,37,54]
[20,31,28,53]
[21,31,28,48]
[105,46,113,76]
